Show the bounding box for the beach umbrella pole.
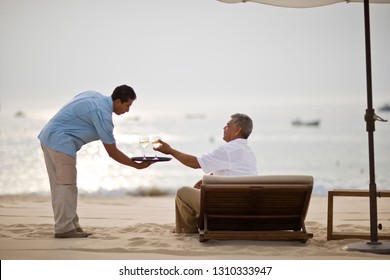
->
[218,0,390,254]
[342,0,390,254]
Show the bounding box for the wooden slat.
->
[199,179,313,242]
[329,189,390,197]
[327,189,390,241]
[199,230,313,243]
[331,233,390,240]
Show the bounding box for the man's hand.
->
[153,139,200,169]
[133,160,155,169]
[193,179,202,189]
[153,139,172,155]
[103,142,155,169]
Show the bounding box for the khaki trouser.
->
[41,145,80,234]
[175,187,200,233]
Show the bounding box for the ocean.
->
[1,100,389,197]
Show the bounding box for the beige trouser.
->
[41,145,80,234]
[175,187,200,233]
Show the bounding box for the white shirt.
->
[197,138,258,176]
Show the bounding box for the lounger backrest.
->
[199,175,313,232]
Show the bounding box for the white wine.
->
[140,140,149,149]
[152,141,161,148]
[139,136,150,158]
[151,136,161,148]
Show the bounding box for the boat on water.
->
[185,113,206,119]
[14,110,26,118]
[291,119,320,127]
[378,104,390,112]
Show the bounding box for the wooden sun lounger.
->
[198,175,314,243]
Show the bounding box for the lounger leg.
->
[327,191,334,240]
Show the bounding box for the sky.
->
[0,0,389,117]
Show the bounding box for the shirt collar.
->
[229,138,248,144]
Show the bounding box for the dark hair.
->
[111,85,137,103]
[231,113,253,139]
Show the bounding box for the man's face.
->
[223,118,241,142]
[113,99,133,115]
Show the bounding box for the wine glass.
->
[139,136,150,159]
[150,136,161,159]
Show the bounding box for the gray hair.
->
[231,113,253,139]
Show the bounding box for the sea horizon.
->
[1,99,389,197]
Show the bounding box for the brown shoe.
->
[75,227,92,236]
[54,229,89,238]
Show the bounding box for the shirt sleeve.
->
[90,111,115,144]
[197,145,231,174]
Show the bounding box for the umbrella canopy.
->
[219,0,390,7]
[217,0,390,254]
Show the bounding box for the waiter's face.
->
[113,99,133,115]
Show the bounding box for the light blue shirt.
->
[38,91,115,158]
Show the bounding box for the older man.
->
[154,113,258,233]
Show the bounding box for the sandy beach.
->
[1,194,389,260]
